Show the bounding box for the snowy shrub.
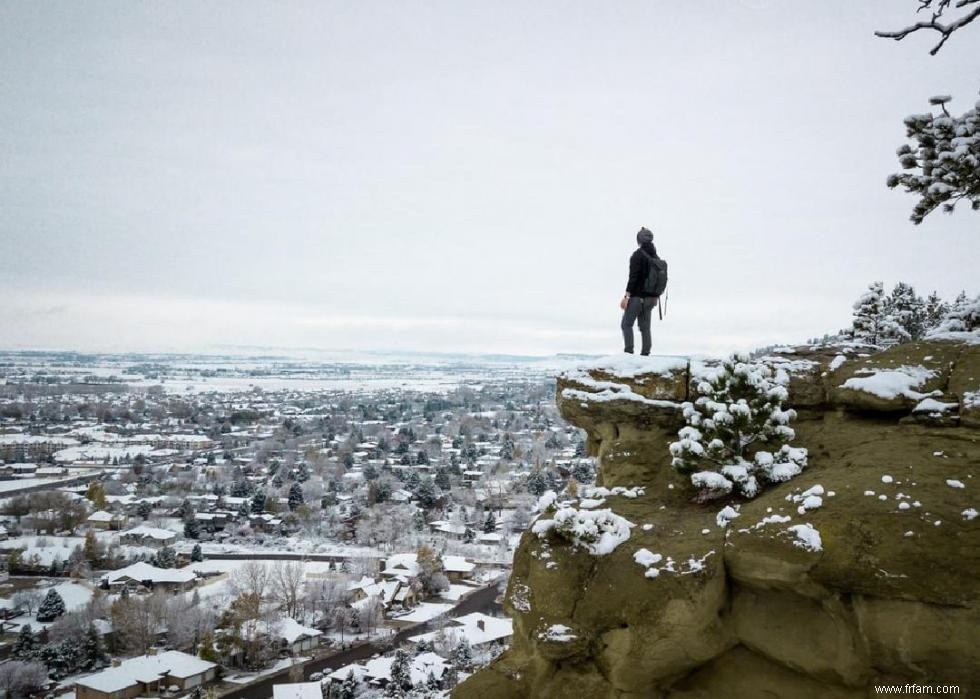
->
[670,354,807,500]
[532,507,634,555]
[885,94,979,225]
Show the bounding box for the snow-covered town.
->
[0,353,594,698]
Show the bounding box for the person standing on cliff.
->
[620,227,665,356]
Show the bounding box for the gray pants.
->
[621,296,656,355]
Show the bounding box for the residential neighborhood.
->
[0,351,593,698]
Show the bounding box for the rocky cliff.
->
[457,338,980,698]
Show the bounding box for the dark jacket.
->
[626,241,659,296]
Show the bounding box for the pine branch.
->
[875,1,980,54]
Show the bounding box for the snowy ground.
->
[389,602,454,623]
[223,656,311,684]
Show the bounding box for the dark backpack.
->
[641,252,668,297]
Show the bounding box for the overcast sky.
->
[1,1,977,358]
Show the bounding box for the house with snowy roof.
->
[326,652,447,689]
[101,561,197,593]
[258,617,323,654]
[119,524,176,548]
[408,612,513,649]
[87,510,127,531]
[74,650,217,699]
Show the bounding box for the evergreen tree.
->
[889,282,927,340]
[136,500,152,520]
[434,467,451,491]
[12,624,39,659]
[924,291,950,331]
[297,463,310,483]
[451,639,473,670]
[463,527,475,544]
[483,511,497,533]
[36,589,66,622]
[251,490,267,514]
[415,476,438,509]
[81,623,107,671]
[669,354,806,500]
[572,461,594,484]
[191,543,203,562]
[526,470,547,496]
[390,648,413,691]
[178,499,194,519]
[851,282,907,346]
[153,545,176,569]
[231,478,250,498]
[340,670,359,699]
[288,482,304,511]
[272,473,284,489]
[184,517,201,540]
[413,510,426,531]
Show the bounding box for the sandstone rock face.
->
[456,340,980,698]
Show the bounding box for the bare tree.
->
[229,560,271,601]
[11,590,43,616]
[0,660,49,698]
[876,0,980,54]
[270,561,305,619]
[111,593,167,654]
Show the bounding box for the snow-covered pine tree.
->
[885,94,980,225]
[525,470,547,496]
[852,282,908,346]
[81,623,107,671]
[483,511,497,533]
[340,670,359,699]
[36,589,66,622]
[251,490,267,514]
[931,292,980,333]
[390,648,413,691]
[191,543,203,562]
[287,482,304,511]
[924,291,950,331]
[153,546,176,569]
[12,624,39,659]
[451,639,473,670]
[184,518,201,540]
[889,282,927,340]
[669,354,807,500]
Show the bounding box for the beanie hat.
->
[636,227,653,244]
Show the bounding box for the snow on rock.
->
[633,548,663,568]
[786,523,823,552]
[790,484,824,515]
[538,624,577,642]
[946,479,966,489]
[715,505,740,528]
[534,490,558,513]
[829,354,847,371]
[533,507,635,556]
[840,365,939,401]
[580,485,645,499]
[962,508,978,521]
[913,398,959,413]
[881,475,894,484]
[573,354,689,379]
